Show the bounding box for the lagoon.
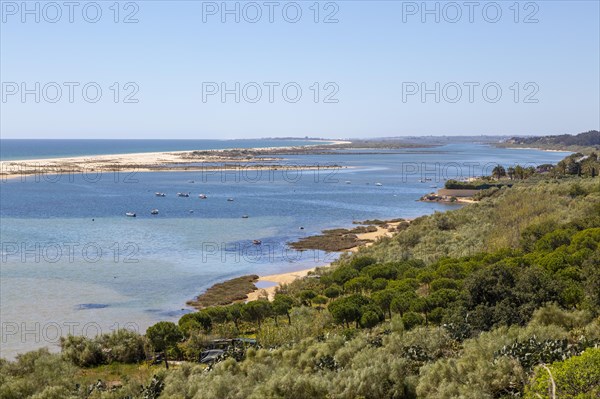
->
[0,143,571,358]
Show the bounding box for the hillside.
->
[2,174,600,399]
[501,130,600,153]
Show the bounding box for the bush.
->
[349,256,377,271]
[324,285,341,299]
[0,349,76,399]
[60,335,104,367]
[179,311,213,335]
[525,348,600,398]
[402,312,425,330]
[97,329,147,364]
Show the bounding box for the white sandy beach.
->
[246,222,402,301]
[0,141,351,180]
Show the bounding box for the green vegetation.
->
[146,322,183,369]
[60,329,147,367]
[444,179,511,189]
[524,348,600,399]
[502,130,600,153]
[289,226,378,252]
[187,275,258,308]
[2,157,599,398]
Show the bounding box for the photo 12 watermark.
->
[0,163,141,184]
[400,1,539,24]
[197,163,342,184]
[1,1,140,24]
[397,161,544,183]
[199,241,339,265]
[0,241,141,264]
[1,321,140,345]
[201,81,339,104]
[401,82,540,104]
[200,1,339,24]
[1,82,140,104]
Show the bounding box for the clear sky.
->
[1,0,599,139]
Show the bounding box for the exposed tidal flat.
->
[0,143,571,358]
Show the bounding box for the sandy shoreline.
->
[246,222,401,301]
[0,141,351,181]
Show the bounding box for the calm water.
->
[0,144,571,358]
[0,139,327,161]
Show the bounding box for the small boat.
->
[299,226,304,230]
[253,240,262,245]
[177,192,190,197]
[430,185,437,188]
[150,209,159,215]
[227,198,234,202]
[242,215,249,219]
[188,180,195,183]
[189,210,194,213]
[198,194,207,199]
[375,182,383,186]
[155,192,166,197]
[125,212,136,217]
[345,181,351,184]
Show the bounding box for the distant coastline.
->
[0,138,345,162]
[0,142,352,181]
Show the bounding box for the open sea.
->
[0,139,327,161]
[0,141,571,358]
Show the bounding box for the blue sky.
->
[1,0,599,139]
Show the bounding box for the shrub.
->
[324,285,342,299]
[524,348,600,399]
[402,312,425,330]
[179,311,212,336]
[60,335,103,367]
[97,329,147,364]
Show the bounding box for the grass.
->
[74,362,162,388]
[289,226,377,252]
[353,218,405,226]
[187,275,259,309]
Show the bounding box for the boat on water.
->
[199,194,207,199]
[155,192,166,197]
[242,215,249,219]
[345,181,351,184]
[125,212,136,217]
[151,209,159,215]
[178,192,190,197]
[375,182,383,186]
[430,185,437,188]
[253,240,262,245]
[227,198,234,202]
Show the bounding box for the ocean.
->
[0,139,328,161]
[0,142,571,358]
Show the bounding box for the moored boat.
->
[125,212,136,217]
